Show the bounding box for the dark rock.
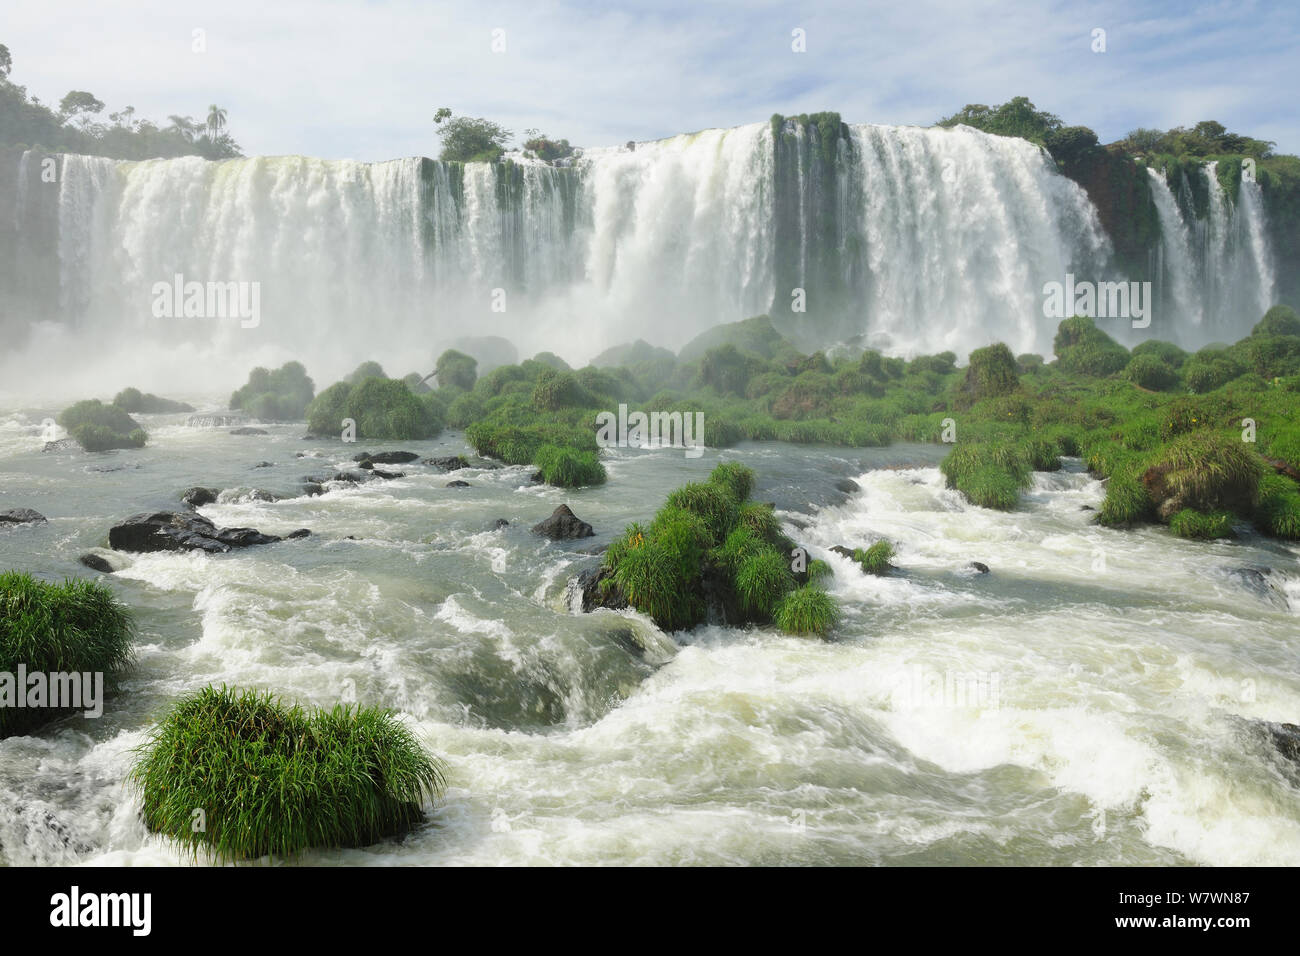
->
[181,487,219,508]
[446,480,471,488]
[108,511,281,554]
[834,478,861,494]
[371,468,403,479]
[829,545,856,560]
[532,504,595,540]
[0,508,47,526]
[247,489,281,502]
[1080,505,1095,511]
[493,518,509,530]
[286,528,312,539]
[301,482,325,497]
[529,471,544,485]
[229,426,269,436]
[424,455,471,472]
[42,439,78,453]
[969,561,990,574]
[253,461,274,468]
[78,553,115,573]
[577,565,627,612]
[330,471,369,484]
[1267,722,1300,766]
[358,460,374,470]
[355,451,419,465]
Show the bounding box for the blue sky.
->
[5,0,1298,159]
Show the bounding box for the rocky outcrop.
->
[576,565,627,612]
[446,480,470,488]
[531,504,594,540]
[354,451,419,465]
[108,511,283,554]
[424,455,470,471]
[0,508,47,526]
[181,487,219,508]
[78,553,115,573]
[229,426,269,436]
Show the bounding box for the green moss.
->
[0,572,135,737]
[129,685,445,862]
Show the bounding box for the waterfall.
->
[0,121,1282,396]
[1145,162,1276,347]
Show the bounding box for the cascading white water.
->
[847,124,1111,357]
[0,122,1282,398]
[1147,161,1276,346]
[1147,167,1203,332]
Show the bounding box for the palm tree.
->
[205,104,227,138]
[167,115,199,142]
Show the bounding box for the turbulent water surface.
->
[1,407,1298,866]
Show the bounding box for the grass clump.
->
[603,463,833,636]
[1255,473,1300,539]
[772,585,839,637]
[1139,431,1263,520]
[1168,509,1235,540]
[112,387,194,414]
[533,444,606,487]
[57,400,147,451]
[940,442,1033,510]
[130,685,445,862]
[853,540,895,575]
[0,572,135,737]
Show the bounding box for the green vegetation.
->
[853,540,895,575]
[602,463,835,637]
[130,685,445,862]
[229,362,315,421]
[0,572,134,737]
[0,42,239,159]
[434,350,477,390]
[111,388,194,414]
[1168,509,1235,540]
[306,375,442,440]
[433,108,511,163]
[57,400,147,451]
[533,444,606,487]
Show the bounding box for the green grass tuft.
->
[853,540,895,574]
[0,572,135,737]
[773,586,839,637]
[130,685,445,863]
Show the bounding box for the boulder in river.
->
[424,455,470,472]
[493,518,509,530]
[576,565,627,612]
[834,478,861,494]
[78,553,115,573]
[229,427,269,436]
[108,511,283,554]
[532,504,594,540]
[301,482,325,497]
[181,487,219,508]
[969,561,990,574]
[446,480,470,488]
[354,451,420,465]
[0,508,47,526]
[42,439,78,453]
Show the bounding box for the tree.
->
[166,115,199,142]
[59,90,105,124]
[206,104,227,137]
[0,44,12,79]
[434,112,511,162]
[433,107,452,124]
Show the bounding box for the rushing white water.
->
[1,421,1297,866]
[0,123,1282,400]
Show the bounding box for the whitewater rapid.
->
[0,415,1297,866]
